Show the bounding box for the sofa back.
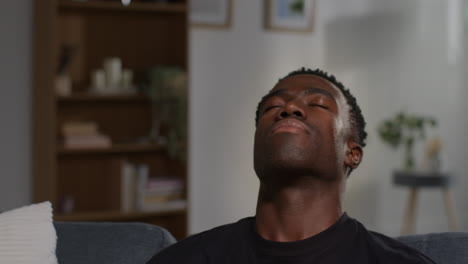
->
[54,222,175,264]
[397,232,468,264]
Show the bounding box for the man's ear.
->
[344,141,363,169]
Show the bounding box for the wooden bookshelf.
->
[33,0,189,239]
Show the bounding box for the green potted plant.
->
[377,112,437,171]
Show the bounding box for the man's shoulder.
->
[366,230,437,264]
[148,217,254,263]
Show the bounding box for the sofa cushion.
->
[0,202,58,264]
[397,232,468,264]
[54,221,175,264]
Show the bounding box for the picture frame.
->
[264,0,315,32]
[190,0,232,28]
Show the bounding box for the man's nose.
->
[278,100,306,119]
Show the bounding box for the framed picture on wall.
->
[264,0,315,32]
[190,0,232,28]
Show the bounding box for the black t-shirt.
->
[148,213,436,264]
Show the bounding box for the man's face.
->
[254,74,351,182]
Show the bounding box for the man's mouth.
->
[271,118,310,135]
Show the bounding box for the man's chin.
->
[257,162,318,186]
[268,142,311,162]
[262,150,315,172]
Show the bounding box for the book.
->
[121,161,137,212]
[61,121,112,149]
[62,121,98,136]
[139,199,187,212]
[142,193,184,204]
[63,134,111,149]
[145,177,184,195]
[136,164,150,210]
[121,161,186,213]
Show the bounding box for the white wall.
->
[0,1,32,211]
[189,0,468,235]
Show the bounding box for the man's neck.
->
[255,178,345,242]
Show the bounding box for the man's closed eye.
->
[309,104,329,110]
[264,105,281,113]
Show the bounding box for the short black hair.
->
[255,67,367,147]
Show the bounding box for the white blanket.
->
[0,202,57,264]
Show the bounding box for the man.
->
[148,68,436,263]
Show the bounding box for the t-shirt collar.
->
[249,212,353,257]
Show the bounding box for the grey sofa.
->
[54,222,176,264]
[397,232,468,264]
[55,222,468,264]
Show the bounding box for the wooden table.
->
[393,171,458,235]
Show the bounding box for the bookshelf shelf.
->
[55,207,187,222]
[57,143,164,156]
[57,93,150,103]
[58,0,187,14]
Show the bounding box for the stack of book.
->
[62,121,111,149]
[140,177,185,211]
[120,161,186,213]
